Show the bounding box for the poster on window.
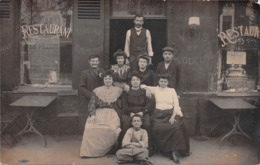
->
[28,35,60,84]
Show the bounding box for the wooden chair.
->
[56,90,80,140]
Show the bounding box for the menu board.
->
[28,35,60,84]
[226,51,246,65]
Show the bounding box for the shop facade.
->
[1,0,260,136]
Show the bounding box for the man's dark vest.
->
[129,28,147,57]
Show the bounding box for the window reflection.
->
[20,0,73,85]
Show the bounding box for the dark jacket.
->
[78,68,105,113]
[121,88,153,116]
[156,61,180,91]
[129,69,156,86]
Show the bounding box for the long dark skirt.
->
[151,109,190,155]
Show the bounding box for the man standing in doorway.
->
[124,14,153,71]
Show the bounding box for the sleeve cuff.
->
[175,107,183,117]
[148,52,154,57]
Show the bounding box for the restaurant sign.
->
[21,24,72,45]
[218,25,260,47]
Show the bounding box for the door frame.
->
[103,0,168,69]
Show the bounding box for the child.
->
[111,49,131,89]
[116,114,152,165]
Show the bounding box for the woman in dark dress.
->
[119,73,153,155]
[141,74,190,164]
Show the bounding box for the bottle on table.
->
[222,74,228,91]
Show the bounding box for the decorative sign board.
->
[226,51,246,65]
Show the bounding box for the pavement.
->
[0,134,258,165]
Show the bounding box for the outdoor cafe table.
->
[10,95,56,147]
[209,98,257,146]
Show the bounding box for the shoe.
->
[179,151,192,157]
[170,151,180,164]
[140,159,153,165]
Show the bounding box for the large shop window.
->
[217,1,260,92]
[111,0,166,17]
[20,0,73,86]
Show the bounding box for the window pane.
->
[20,0,73,85]
[223,16,232,32]
[111,0,166,17]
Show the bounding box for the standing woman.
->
[110,49,131,89]
[135,54,156,86]
[80,71,122,157]
[141,74,190,164]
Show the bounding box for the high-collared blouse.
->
[111,64,131,83]
[142,85,183,117]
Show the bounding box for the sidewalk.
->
[1,135,258,165]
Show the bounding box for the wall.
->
[72,0,105,89]
[0,0,21,91]
[167,1,219,93]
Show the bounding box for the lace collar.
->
[112,65,129,72]
[94,86,122,104]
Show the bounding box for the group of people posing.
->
[79,47,190,165]
[79,13,190,165]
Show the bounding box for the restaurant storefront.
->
[1,0,260,137]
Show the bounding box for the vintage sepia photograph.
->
[0,0,260,165]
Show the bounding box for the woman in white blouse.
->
[141,74,190,164]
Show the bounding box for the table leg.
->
[220,111,251,146]
[15,109,47,147]
[236,112,251,140]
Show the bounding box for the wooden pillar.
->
[257,50,260,90]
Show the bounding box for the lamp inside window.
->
[189,0,200,29]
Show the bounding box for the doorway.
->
[109,19,167,70]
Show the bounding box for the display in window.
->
[219,49,258,92]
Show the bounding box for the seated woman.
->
[141,74,190,164]
[110,49,131,89]
[80,71,122,157]
[119,72,153,155]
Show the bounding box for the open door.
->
[109,19,167,70]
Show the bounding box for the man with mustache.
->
[78,54,105,133]
[156,47,180,93]
[124,14,153,71]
